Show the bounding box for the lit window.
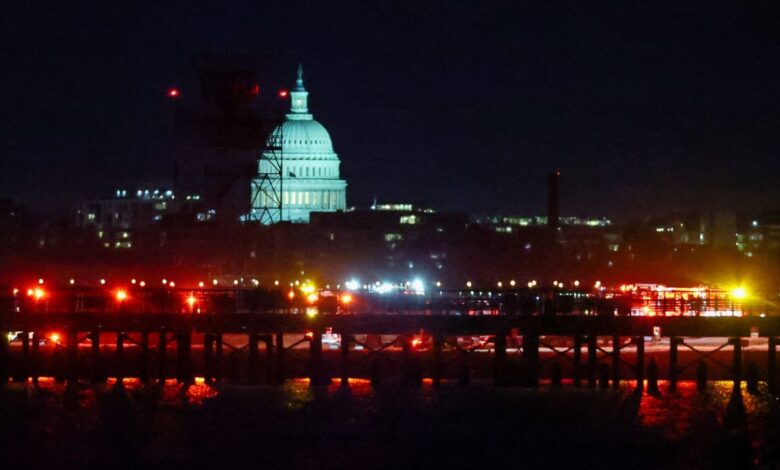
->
[304,192,310,205]
[283,191,289,204]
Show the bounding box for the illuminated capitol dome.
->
[250,65,347,223]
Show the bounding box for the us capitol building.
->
[250,65,347,223]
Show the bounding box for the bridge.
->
[3,307,780,395]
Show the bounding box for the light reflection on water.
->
[3,377,778,467]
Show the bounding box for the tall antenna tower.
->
[250,120,284,224]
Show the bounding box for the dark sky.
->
[2,0,779,220]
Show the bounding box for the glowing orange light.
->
[167,88,179,98]
[49,333,60,343]
[288,290,295,300]
[186,295,197,309]
[340,294,353,305]
[139,281,146,287]
[169,281,176,288]
[115,290,128,302]
[411,338,422,347]
[307,293,318,303]
[305,331,313,340]
[28,287,45,300]
[38,278,44,285]
[198,281,205,288]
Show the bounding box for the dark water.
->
[0,378,778,469]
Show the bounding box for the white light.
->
[345,279,360,291]
[69,278,75,285]
[411,278,424,294]
[376,282,395,294]
[435,281,442,287]
[573,280,580,287]
[510,280,516,287]
[466,281,472,288]
[497,281,503,288]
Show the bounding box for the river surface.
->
[0,378,778,469]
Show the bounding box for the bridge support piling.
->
[203,332,213,383]
[214,332,223,382]
[669,336,679,393]
[493,331,507,386]
[769,337,777,395]
[587,335,597,388]
[340,334,351,386]
[635,336,644,394]
[66,329,78,383]
[458,347,470,386]
[30,332,39,385]
[274,332,285,384]
[262,335,274,385]
[116,332,125,383]
[177,330,193,385]
[432,334,443,388]
[89,331,102,383]
[573,335,582,387]
[731,337,742,394]
[401,335,421,387]
[523,332,539,387]
[611,334,620,390]
[248,331,259,384]
[0,328,8,385]
[157,330,167,383]
[140,330,150,383]
[309,330,330,386]
[15,331,29,382]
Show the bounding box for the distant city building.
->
[74,188,186,248]
[249,65,347,223]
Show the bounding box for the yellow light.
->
[497,281,503,288]
[594,281,601,289]
[49,333,60,343]
[33,288,45,300]
[115,290,128,302]
[212,279,218,286]
[466,281,472,288]
[198,281,205,288]
[287,290,295,300]
[340,294,353,305]
[731,287,747,300]
[510,280,516,287]
[186,295,197,309]
[307,293,319,303]
[274,280,280,286]
[306,308,318,318]
[38,278,44,285]
[301,283,316,294]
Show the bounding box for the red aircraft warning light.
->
[278,89,289,99]
[167,88,180,98]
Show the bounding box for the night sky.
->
[2,1,779,220]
